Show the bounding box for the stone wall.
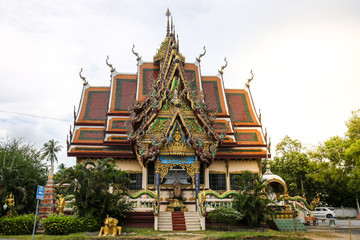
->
[334,207,359,218]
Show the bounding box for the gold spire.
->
[171,17,174,35]
[166,8,171,36]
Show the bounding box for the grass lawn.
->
[0,227,312,240]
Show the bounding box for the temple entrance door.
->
[157,156,198,212]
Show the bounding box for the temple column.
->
[205,166,210,189]
[194,157,200,210]
[142,165,147,189]
[155,159,161,204]
[225,160,230,191]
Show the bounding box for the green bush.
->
[0,214,38,235]
[42,214,100,235]
[208,206,243,229]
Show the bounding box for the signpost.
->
[32,185,44,240]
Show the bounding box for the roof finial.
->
[258,108,262,124]
[166,8,171,36]
[196,46,206,62]
[73,105,77,123]
[106,55,115,72]
[268,137,271,153]
[177,34,179,51]
[79,68,88,86]
[264,127,268,144]
[171,17,174,35]
[132,44,142,61]
[245,70,254,88]
[218,57,228,75]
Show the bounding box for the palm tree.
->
[41,139,63,174]
[232,171,275,227]
[61,158,131,220]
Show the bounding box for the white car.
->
[313,207,336,218]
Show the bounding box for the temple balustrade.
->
[128,198,155,211]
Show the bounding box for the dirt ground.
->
[303,230,358,240]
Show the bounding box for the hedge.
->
[0,214,38,235]
[208,206,243,230]
[42,215,100,235]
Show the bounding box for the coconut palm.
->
[41,139,63,172]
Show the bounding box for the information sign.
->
[36,185,45,200]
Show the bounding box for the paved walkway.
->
[308,218,360,228]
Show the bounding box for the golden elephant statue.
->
[98,215,122,237]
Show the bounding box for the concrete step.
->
[158,211,202,231]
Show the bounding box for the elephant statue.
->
[98,215,122,237]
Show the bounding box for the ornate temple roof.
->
[67,10,270,164]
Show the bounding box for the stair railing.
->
[197,189,240,230]
[153,189,160,230]
[196,190,207,230]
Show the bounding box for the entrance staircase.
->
[158,211,201,231]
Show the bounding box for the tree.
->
[270,136,318,198]
[309,109,360,207]
[0,138,47,215]
[41,139,63,169]
[61,158,131,221]
[54,163,67,184]
[232,171,275,228]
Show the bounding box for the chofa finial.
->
[218,57,228,75]
[132,44,142,61]
[264,127,268,144]
[106,55,115,72]
[258,108,262,124]
[196,46,206,62]
[79,68,88,86]
[268,137,271,153]
[245,70,254,88]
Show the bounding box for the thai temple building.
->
[67,10,285,230]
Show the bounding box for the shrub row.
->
[0,214,38,235]
[42,214,100,235]
[208,206,243,230]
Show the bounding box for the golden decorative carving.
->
[194,161,200,174]
[185,119,202,134]
[161,125,195,156]
[155,160,161,174]
[160,163,196,184]
[160,163,171,181]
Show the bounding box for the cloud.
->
[0,0,359,167]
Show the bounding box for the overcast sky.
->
[1,0,360,169]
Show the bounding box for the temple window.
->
[209,173,226,190]
[127,173,142,190]
[230,173,242,190]
[230,172,257,191]
[147,162,155,185]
